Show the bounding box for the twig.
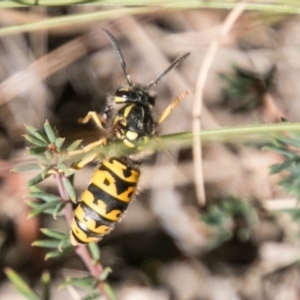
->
[75,245,103,277]
[192,1,248,206]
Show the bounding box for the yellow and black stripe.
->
[71,157,140,245]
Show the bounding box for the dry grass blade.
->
[192,1,248,206]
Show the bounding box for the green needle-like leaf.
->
[269,159,293,175]
[27,201,61,217]
[44,120,57,143]
[40,228,67,240]
[103,282,118,300]
[28,192,61,202]
[41,271,51,300]
[98,267,112,281]
[62,177,76,203]
[55,137,65,149]
[5,268,40,300]
[12,163,42,172]
[44,246,73,261]
[24,134,48,147]
[41,164,54,179]
[57,237,72,251]
[29,154,49,165]
[25,125,48,144]
[61,276,97,291]
[43,208,64,217]
[58,162,72,175]
[267,145,297,159]
[52,202,66,219]
[88,243,100,263]
[27,147,47,155]
[32,239,60,248]
[27,173,50,187]
[26,200,41,210]
[44,250,64,260]
[29,185,42,192]
[67,139,82,151]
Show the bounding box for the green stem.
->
[161,122,300,148]
[1,2,300,36]
[67,122,300,159]
[202,122,300,140]
[0,0,300,14]
[0,6,154,37]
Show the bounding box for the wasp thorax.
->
[111,102,156,150]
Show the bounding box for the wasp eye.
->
[116,89,130,98]
[148,95,156,107]
[115,88,131,104]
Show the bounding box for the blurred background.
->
[0,3,300,300]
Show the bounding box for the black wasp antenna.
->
[103,29,133,86]
[146,52,190,90]
[103,29,190,89]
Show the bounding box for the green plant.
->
[269,133,300,199]
[12,121,116,300]
[220,65,274,113]
[201,197,259,248]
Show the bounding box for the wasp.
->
[70,29,190,245]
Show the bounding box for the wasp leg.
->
[71,138,107,169]
[158,90,192,125]
[80,138,107,153]
[79,111,106,130]
[73,152,97,170]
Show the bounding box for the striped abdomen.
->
[70,157,140,245]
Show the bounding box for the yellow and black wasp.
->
[70,29,190,245]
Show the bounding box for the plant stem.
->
[54,172,110,299]
[75,245,103,277]
[161,122,300,149]
[1,0,300,15]
[201,122,300,139]
[1,2,300,36]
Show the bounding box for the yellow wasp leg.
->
[80,138,107,153]
[79,111,106,130]
[71,138,107,169]
[70,111,108,169]
[73,152,98,170]
[158,90,192,125]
